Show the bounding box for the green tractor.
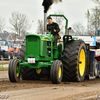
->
[8,14,86,84]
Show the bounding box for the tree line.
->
[0,11,31,39]
[70,0,100,36]
[1,0,100,37]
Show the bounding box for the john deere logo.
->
[41,39,48,41]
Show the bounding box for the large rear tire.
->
[63,40,86,82]
[20,43,41,80]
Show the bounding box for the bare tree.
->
[9,11,31,37]
[84,1,100,35]
[92,0,100,4]
[37,19,44,34]
[90,6,100,35]
[0,17,6,33]
[85,0,100,35]
[85,6,100,35]
[72,22,85,35]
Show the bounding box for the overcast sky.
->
[0,0,97,33]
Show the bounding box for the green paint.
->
[18,14,75,74]
[72,37,78,40]
[20,61,52,69]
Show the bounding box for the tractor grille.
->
[26,36,40,57]
[28,37,38,42]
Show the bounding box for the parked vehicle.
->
[8,40,22,59]
[0,40,11,60]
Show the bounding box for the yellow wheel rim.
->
[59,67,61,78]
[79,49,85,76]
[36,69,42,74]
[16,66,19,77]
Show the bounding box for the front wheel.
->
[50,60,63,84]
[8,59,20,82]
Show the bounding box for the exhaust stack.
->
[44,13,47,35]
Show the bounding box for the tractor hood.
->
[25,33,54,60]
[26,33,54,42]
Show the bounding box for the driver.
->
[47,17,60,46]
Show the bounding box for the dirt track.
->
[0,60,10,64]
[0,71,100,100]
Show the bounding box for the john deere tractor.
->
[8,14,86,84]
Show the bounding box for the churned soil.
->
[0,71,100,100]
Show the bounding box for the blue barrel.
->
[98,64,100,70]
[87,50,90,59]
[89,51,95,76]
[86,50,90,68]
[98,64,100,76]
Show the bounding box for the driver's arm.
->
[54,23,60,33]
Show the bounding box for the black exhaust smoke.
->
[42,0,62,13]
